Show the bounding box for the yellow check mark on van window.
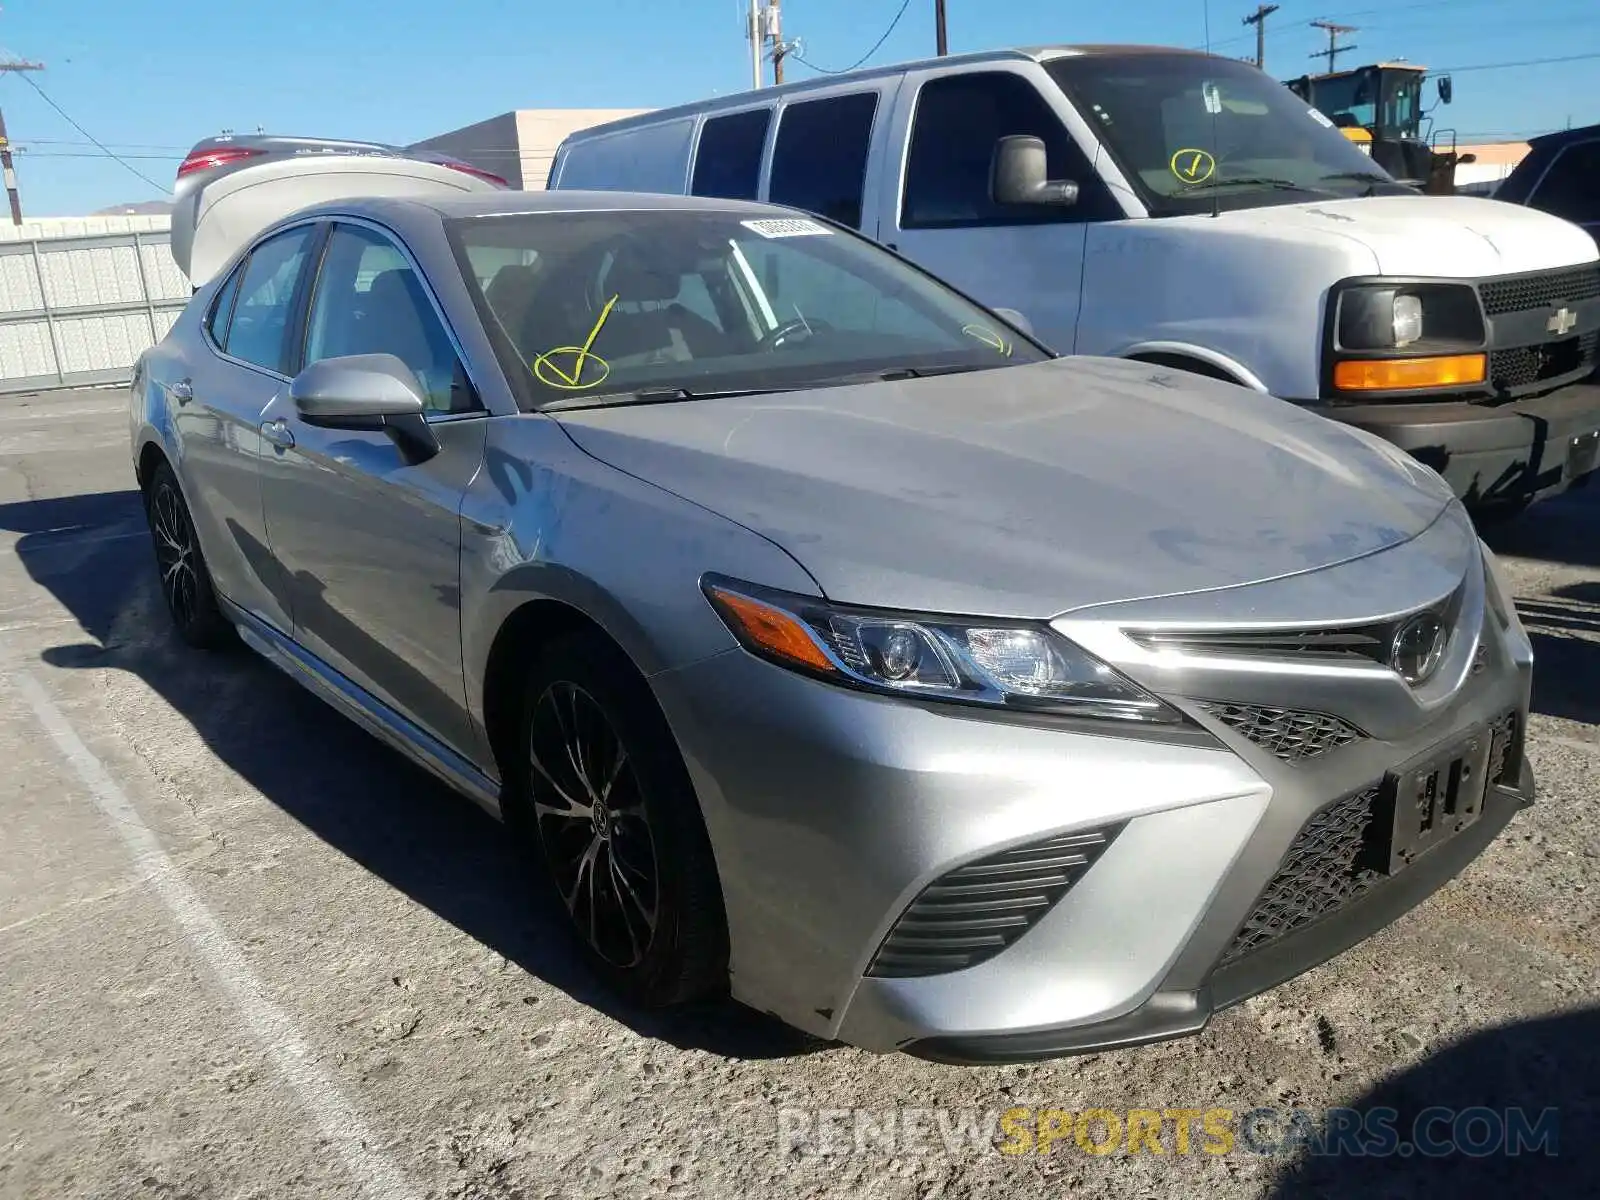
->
[1170,148,1217,184]
[533,294,619,389]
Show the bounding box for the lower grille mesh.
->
[1198,701,1363,763]
[867,827,1118,978]
[1220,710,1523,968]
[1219,785,1383,967]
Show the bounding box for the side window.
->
[768,92,879,229]
[304,224,475,415]
[902,72,1109,228]
[692,109,771,201]
[205,264,243,348]
[223,226,317,373]
[1530,141,1600,224]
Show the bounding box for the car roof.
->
[1527,122,1600,150]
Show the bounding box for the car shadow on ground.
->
[1508,579,1600,726]
[1,489,827,1062]
[1482,481,1600,571]
[1271,1005,1600,1197]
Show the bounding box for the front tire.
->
[144,460,231,649]
[509,632,728,1008]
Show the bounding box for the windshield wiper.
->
[1316,171,1406,197]
[540,385,786,412]
[1182,176,1328,194]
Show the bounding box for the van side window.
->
[902,72,1109,229]
[692,109,771,201]
[769,92,879,229]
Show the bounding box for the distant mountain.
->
[92,200,172,216]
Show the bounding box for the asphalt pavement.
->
[0,386,1595,1199]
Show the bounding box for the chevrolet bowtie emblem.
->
[1547,306,1578,336]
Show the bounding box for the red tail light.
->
[440,159,509,188]
[177,146,266,179]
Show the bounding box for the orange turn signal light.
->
[705,586,836,672]
[1333,353,1487,392]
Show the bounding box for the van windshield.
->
[448,210,1047,410]
[1044,53,1416,216]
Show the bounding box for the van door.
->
[761,79,904,236]
[876,63,1121,351]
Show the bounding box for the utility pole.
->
[936,0,948,55]
[747,0,763,88]
[1241,4,1278,70]
[0,58,43,226]
[1309,20,1358,74]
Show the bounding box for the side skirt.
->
[222,599,504,820]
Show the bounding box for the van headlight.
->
[703,576,1181,723]
[1328,280,1488,395]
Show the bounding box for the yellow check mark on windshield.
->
[541,294,619,386]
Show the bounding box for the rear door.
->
[876,64,1117,350]
[257,219,487,754]
[179,222,321,633]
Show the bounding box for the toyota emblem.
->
[1390,612,1449,686]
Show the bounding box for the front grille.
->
[1488,329,1599,390]
[1197,701,1364,763]
[1220,709,1524,967]
[1219,784,1383,967]
[867,827,1119,978]
[1479,265,1600,317]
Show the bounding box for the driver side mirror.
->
[289,353,440,464]
[991,136,1080,208]
[1437,75,1453,105]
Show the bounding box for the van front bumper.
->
[1307,379,1600,509]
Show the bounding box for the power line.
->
[1309,19,1359,72]
[12,71,170,195]
[1433,50,1600,73]
[791,0,913,75]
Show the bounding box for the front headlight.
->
[703,577,1181,723]
[1329,280,1488,395]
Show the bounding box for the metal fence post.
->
[28,237,65,386]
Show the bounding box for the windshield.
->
[448,210,1046,409]
[1044,53,1414,217]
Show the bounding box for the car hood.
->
[1199,195,1599,276]
[552,357,1454,618]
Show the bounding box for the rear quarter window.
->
[555,118,697,193]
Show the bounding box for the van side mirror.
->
[991,136,1080,208]
[1437,76,1453,105]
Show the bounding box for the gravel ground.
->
[0,387,1595,1200]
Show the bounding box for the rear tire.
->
[144,461,231,649]
[507,632,728,1008]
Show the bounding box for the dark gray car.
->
[130,190,1535,1062]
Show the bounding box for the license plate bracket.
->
[1364,727,1492,876]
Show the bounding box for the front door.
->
[879,66,1116,351]
[257,220,487,755]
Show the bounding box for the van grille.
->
[1488,329,1600,390]
[1478,265,1600,317]
[867,827,1119,978]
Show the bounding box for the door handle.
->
[170,378,193,404]
[260,418,295,450]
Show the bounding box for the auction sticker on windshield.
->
[741,218,832,239]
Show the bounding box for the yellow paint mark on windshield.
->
[532,293,618,390]
[1170,148,1217,185]
[962,324,1013,356]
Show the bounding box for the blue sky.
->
[0,0,1591,215]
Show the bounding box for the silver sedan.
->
[130,190,1535,1062]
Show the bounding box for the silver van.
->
[549,44,1600,514]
